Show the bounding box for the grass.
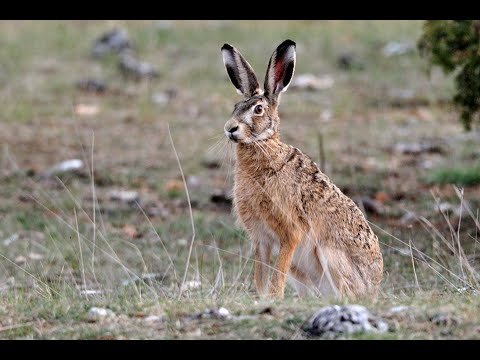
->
[0,20,479,339]
[424,163,480,186]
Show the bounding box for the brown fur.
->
[221,40,383,300]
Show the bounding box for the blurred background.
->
[0,20,479,339]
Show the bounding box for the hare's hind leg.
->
[288,265,313,298]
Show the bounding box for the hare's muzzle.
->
[224,120,240,142]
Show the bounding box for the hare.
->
[220,40,383,299]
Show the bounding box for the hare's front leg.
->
[254,240,272,296]
[269,232,301,298]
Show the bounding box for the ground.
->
[0,20,479,339]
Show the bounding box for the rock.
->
[290,74,334,91]
[429,313,458,327]
[151,89,177,105]
[437,201,455,214]
[393,141,446,155]
[181,280,201,291]
[177,238,188,247]
[201,159,221,169]
[186,307,231,322]
[91,28,131,58]
[79,289,102,296]
[75,78,107,93]
[2,231,45,246]
[3,233,19,246]
[210,189,233,206]
[382,41,415,57]
[0,277,15,293]
[86,307,116,321]
[14,255,27,264]
[303,304,388,338]
[28,252,44,261]
[186,176,202,188]
[355,196,383,216]
[388,305,410,314]
[337,53,364,70]
[118,50,159,80]
[42,159,84,178]
[400,211,416,226]
[107,190,139,204]
[74,104,100,117]
[144,315,163,324]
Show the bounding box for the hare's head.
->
[221,40,296,144]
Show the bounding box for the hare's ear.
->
[264,40,296,101]
[221,43,261,98]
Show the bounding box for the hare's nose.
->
[228,126,239,133]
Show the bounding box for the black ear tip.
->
[221,43,234,51]
[279,39,296,48]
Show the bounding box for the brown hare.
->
[220,40,383,300]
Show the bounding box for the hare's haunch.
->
[221,40,383,299]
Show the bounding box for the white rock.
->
[3,233,19,246]
[177,238,188,246]
[87,307,116,320]
[79,289,102,296]
[382,41,414,57]
[144,315,163,324]
[291,74,334,91]
[48,159,84,175]
[152,92,170,105]
[217,307,230,317]
[182,280,201,291]
[389,305,410,314]
[107,190,139,203]
[28,252,44,261]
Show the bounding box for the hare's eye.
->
[254,105,263,115]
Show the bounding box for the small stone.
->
[74,104,99,117]
[108,190,139,203]
[382,41,414,57]
[182,280,201,290]
[400,211,416,226]
[86,307,116,321]
[91,28,131,58]
[388,305,410,314]
[43,159,84,177]
[291,74,334,91]
[79,289,102,296]
[118,50,159,80]
[210,189,233,206]
[217,307,230,318]
[14,255,27,264]
[144,315,163,324]
[28,252,44,261]
[177,238,188,246]
[187,176,202,188]
[75,78,107,93]
[3,233,19,246]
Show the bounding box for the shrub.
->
[418,20,480,131]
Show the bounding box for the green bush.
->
[418,20,480,131]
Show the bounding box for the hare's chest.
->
[233,173,289,223]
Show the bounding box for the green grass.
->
[424,163,480,186]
